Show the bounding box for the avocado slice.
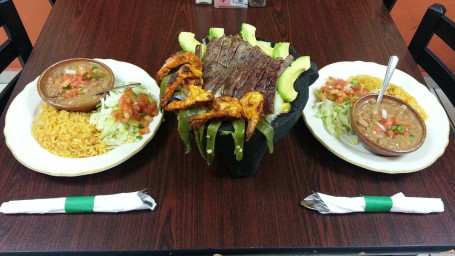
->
[257,41,274,57]
[208,27,225,40]
[178,31,206,57]
[277,56,311,102]
[241,23,274,56]
[272,42,290,59]
[241,23,258,46]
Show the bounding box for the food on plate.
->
[33,81,159,157]
[350,75,428,120]
[32,103,108,158]
[352,96,425,152]
[37,58,114,112]
[313,74,427,149]
[90,83,159,149]
[157,23,311,165]
[315,76,369,104]
[313,77,368,144]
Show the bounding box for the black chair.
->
[383,0,397,12]
[408,4,455,132]
[0,0,33,116]
[408,4,455,105]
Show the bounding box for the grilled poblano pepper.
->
[177,108,207,154]
[206,120,222,165]
[159,75,171,111]
[221,119,245,161]
[257,118,274,153]
[177,110,192,153]
[176,108,273,164]
[193,127,207,160]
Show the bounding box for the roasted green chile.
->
[257,118,274,153]
[206,120,222,165]
[221,119,245,161]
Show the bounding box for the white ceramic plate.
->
[4,59,163,176]
[302,61,450,173]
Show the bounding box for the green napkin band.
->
[65,196,95,213]
[363,196,393,212]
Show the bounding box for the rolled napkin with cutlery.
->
[0,189,156,214]
[301,192,443,214]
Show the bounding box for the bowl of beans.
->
[37,58,115,112]
[351,94,426,156]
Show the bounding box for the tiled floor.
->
[0,70,19,92]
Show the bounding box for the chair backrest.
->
[383,0,397,12]
[408,4,455,106]
[0,0,33,115]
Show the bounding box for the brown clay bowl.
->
[37,58,114,112]
[351,94,426,156]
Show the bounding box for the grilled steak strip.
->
[203,39,244,93]
[233,54,271,98]
[203,37,226,81]
[222,46,264,96]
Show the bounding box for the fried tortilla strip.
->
[188,96,243,130]
[156,52,203,82]
[165,85,214,111]
[240,92,264,141]
[161,64,203,107]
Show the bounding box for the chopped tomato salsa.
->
[377,115,411,138]
[111,88,159,135]
[318,76,369,104]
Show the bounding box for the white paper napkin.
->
[301,192,444,214]
[0,190,157,214]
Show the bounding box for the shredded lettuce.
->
[314,96,358,145]
[89,83,155,149]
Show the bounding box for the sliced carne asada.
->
[233,55,271,98]
[202,35,293,113]
[222,46,264,96]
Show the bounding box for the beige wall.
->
[1,0,454,73]
[1,0,51,71]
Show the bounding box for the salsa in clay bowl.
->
[37,58,114,112]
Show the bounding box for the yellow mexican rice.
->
[32,103,108,158]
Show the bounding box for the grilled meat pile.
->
[202,35,294,114]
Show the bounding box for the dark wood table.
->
[1,0,454,254]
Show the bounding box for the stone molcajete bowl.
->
[212,46,319,177]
